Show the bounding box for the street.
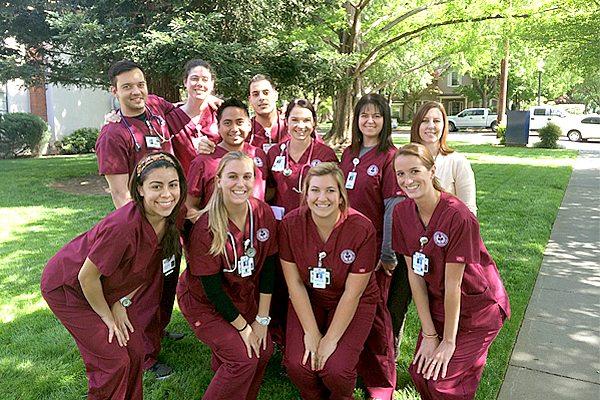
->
[391,127,600,151]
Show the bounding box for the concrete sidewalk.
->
[498,150,600,399]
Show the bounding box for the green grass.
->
[0,147,576,399]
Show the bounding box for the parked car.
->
[447,108,498,132]
[566,116,600,141]
[528,106,577,131]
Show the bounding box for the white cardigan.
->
[434,152,477,215]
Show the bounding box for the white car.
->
[566,116,600,141]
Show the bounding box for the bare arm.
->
[78,257,128,346]
[316,271,370,369]
[104,174,132,209]
[185,194,202,222]
[405,255,439,375]
[425,262,465,381]
[281,259,321,371]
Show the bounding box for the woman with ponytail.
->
[41,151,187,400]
[177,151,278,400]
[392,144,509,399]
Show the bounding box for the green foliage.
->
[0,113,50,158]
[497,123,507,145]
[536,121,562,149]
[56,128,99,155]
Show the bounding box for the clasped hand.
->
[302,332,337,372]
[412,336,456,381]
[102,301,134,347]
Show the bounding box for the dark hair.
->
[216,98,250,123]
[394,143,445,193]
[248,74,276,93]
[182,59,215,81]
[129,152,187,259]
[108,60,144,86]
[350,93,394,154]
[410,102,454,156]
[285,98,317,122]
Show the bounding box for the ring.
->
[428,358,432,361]
[311,352,316,355]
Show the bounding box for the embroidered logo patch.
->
[367,165,379,176]
[254,156,264,167]
[455,256,465,262]
[311,159,322,167]
[340,249,356,264]
[257,228,270,242]
[433,231,449,247]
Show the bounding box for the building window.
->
[447,71,461,87]
[450,101,463,115]
[0,84,7,113]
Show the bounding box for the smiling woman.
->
[177,151,278,400]
[40,152,187,400]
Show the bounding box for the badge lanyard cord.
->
[284,139,314,193]
[222,199,255,273]
[120,105,170,152]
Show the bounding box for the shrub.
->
[57,127,99,154]
[536,121,562,149]
[497,123,506,145]
[0,112,50,158]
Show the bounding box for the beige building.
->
[391,70,498,122]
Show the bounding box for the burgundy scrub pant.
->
[409,312,505,400]
[42,286,144,400]
[134,255,180,370]
[356,269,397,400]
[178,291,273,400]
[284,300,376,400]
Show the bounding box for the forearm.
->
[257,293,272,318]
[322,290,361,343]
[288,280,320,335]
[443,263,464,343]
[406,257,437,336]
[104,174,132,209]
[78,259,112,320]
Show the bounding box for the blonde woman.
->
[177,151,277,400]
[279,162,381,400]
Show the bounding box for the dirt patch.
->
[49,175,111,196]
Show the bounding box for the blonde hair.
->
[300,162,349,215]
[201,151,256,255]
[394,143,446,193]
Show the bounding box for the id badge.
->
[270,205,285,221]
[309,267,331,289]
[162,255,176,276]
[263,143,276,153]
[271,155,285,172]
[412,251,429,276]
[145,135,162,149]
[345,171,357,189]
[238,255,255,278]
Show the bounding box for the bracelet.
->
[422,332,439,339]
[236,322,248,332]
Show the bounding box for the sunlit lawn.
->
[0,145,576,399]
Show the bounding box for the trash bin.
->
[505,110,530,146]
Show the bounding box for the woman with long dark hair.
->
[41,152,187,399]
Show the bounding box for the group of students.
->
[40,58,510,400]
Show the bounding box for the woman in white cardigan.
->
[410,102,477,215]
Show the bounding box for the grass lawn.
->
[0,145,576,399]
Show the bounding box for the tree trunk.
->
[148,74,181,102]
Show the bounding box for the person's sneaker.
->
[165,331,185,341]
[149,363,172,380]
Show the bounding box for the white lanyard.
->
[284,139,314,193]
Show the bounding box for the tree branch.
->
[364,10,402,37]
[380,0,451,33]
[357,12,531,75]
[368,57,441,93]
[319,36,341,51]
[357,32,424,75]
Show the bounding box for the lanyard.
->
[284,139,314,193]
[222,199,255,273]
[250,115,280,145]
[120,106,170,152]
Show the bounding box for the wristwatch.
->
[119,296,132,308]
[255,315,271,326]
